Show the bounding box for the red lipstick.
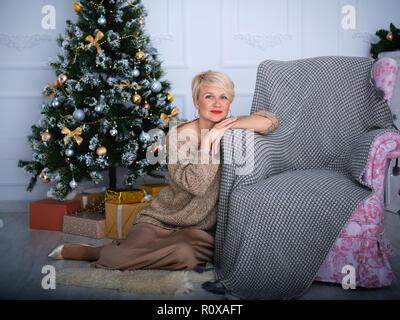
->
[211,110,222,114]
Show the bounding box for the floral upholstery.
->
[315,57,399,287]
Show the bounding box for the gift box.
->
[140,183,169,198]
[105,202,150,239]
[30,199,81,231]
[105,188,144,204]
[63,211,106,239]
[74,193,104,209]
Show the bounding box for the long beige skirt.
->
[93,222,214,271]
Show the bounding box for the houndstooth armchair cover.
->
[214,56,397,299]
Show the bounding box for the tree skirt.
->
[56,265,216,296]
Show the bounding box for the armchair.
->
[214,56,399,299]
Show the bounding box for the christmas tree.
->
[370,23,400,59]
[18,0,179,199]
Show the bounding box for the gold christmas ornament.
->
[39,170,50,184]
[132,92,142,104]
[73,1,82,12]
[41,130,53,142]
[96,146,107,156]
[135,49,145,61]
[58,73,68,85]
[166,92,174,103]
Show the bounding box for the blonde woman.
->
[48,70,279,271]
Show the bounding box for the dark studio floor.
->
[0,200,400,301]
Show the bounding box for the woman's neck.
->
[197,117,214,131]
[196,117,214,143]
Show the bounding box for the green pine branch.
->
[370,23,400,58]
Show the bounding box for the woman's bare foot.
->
[61,244,102,261]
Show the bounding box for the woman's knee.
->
[174,242,197,268]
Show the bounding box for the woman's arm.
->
[166,131,220,196]
[230,110,279,135]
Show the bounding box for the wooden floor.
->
[0,200,400,300]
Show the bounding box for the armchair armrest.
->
[350,129,400,190]
[220,128,279,190]
[371,57,398,107]
[215,128,278,263]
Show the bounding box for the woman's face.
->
[194,85,231,123]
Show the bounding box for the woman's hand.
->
[201,117,237,155]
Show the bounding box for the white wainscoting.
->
[0,0,399,200]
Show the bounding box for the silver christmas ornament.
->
[73,109,85,121]
[51,99,60,108]
[69,179,78,189]
[140,131,150,143]
[94,105,104,113]
[109,128,118,136]
[65,148,74,157]
[150,80,162,93]
[132,68,140,77]
[98,16,107,26]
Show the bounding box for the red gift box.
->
[30,199,81,231]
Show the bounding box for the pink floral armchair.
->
[315,57,400,288]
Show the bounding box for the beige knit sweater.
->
[134,110,279,232]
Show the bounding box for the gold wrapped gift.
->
[74,193,104,209]
[140,183,169,198]
[105,202,150,239]
[105,189,144,204]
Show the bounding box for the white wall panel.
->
[145,0,189,68]
[222,0,302,67]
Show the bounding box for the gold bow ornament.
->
[160,107,179,126]
[85,31,104,54]
[61,127,83,145]
[44,80,60,99]
[119,80,143,90]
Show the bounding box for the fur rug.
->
[56,265,216,296]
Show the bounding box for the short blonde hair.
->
[191,70,235,105]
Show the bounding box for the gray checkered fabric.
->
[214,56,397,300]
